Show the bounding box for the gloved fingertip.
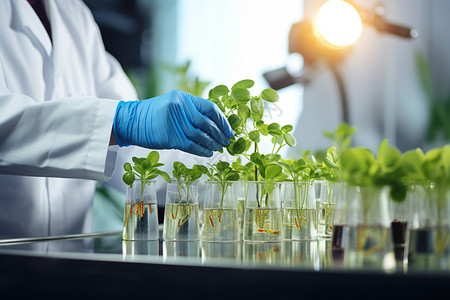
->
[220,136,231,146]
[193,149,213,157]
[203,150,213,157]
[228,129,235,138]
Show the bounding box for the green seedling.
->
[197,161,240,223]
[122,151,171,200]
[421,145,450,210]
[232,156,255,182]
[172,161,204,183]
[277,146,340,231]
[324,122,357,155]
[209,80,296,206]
[340,139,407,202]
[208,79,296,187]
[122,151,170,222]
[170,162,204,225]
[208,79,296,235]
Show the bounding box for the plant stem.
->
[295,183,308,229]
[140,179,145,204]
[254,142,261,208]
[271,140,277,154]
[172,182,183,219]
[324,181,335,233]
[183,182,192,224]
[327,182,333,204]
[274,138,285,154]
[360,187,372,225]
[186,182,191,205]
[244,179,248,202]
[294,180,300,221]
[219,182,228,222]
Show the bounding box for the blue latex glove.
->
[113,90,234,157]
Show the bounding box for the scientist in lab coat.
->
[0,0,233,239]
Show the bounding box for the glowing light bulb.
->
[314,0,362,48]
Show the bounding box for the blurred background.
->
[83,0,450,229]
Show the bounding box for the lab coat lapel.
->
[10,0,53,57]
[47,0,69,83]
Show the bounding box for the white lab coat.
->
[0,0,137,238]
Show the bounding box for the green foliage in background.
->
[127,60,210,100]
[164,60,210,97]
[340,139,450,202]
[416,50,450,142]
[323,122,357,155]
[126,64,159,100]
[340,140,407,202]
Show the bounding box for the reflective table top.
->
[0,228,448,276]
[1,230,449,298]
[0,230,328,271]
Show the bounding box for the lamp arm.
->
[328,62,350,125]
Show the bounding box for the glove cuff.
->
[113,101,132,147]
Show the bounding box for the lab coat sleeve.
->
[0,58,120,180]
[0,1,140,181]
[74,1,145,189]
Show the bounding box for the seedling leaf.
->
[232,79,254,90]
[237,104,250,120]
[261,88,279,102]
[231,88,251,103]
[228,114,243,130]
[233,137,247,154]
[284,133,296,147]
[212,85,229,97]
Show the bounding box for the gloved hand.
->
[113,90,234,157]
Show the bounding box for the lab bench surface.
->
[0,231,449,299]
